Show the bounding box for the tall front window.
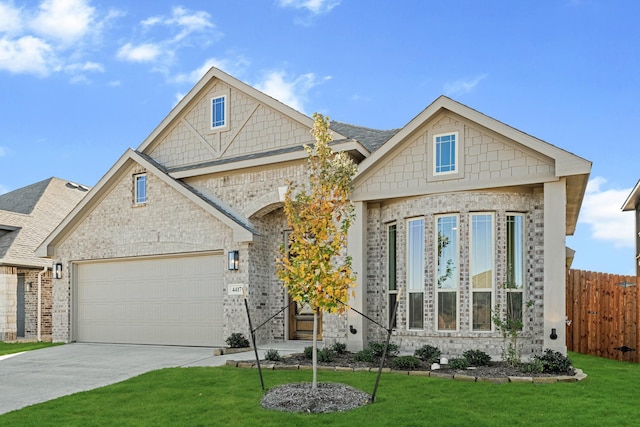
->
[211,95,226,128]
[471,213,494,331]
[434,132,457,174]
[436,215,458,330]
[387,224,398,328]
[407,218,424,329]
[134,174,147,204]
[506,214,525,329]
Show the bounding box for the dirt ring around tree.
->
[260,382,371,413]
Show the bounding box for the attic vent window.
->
[211,95,226,129]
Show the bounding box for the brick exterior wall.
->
[365,191,545,360]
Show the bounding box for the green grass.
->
[1,352,639,426]
[0,341,62,356]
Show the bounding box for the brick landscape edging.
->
[225,360,587,384]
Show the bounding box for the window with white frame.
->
[506,214,525,329]
[134,174,147,205]
[436,215,458,330]
[387,223,398,328]
[470,213,494,331]
[211,95,226,129]
[407,218,424,329]
[434,132,458,174]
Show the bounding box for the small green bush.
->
[264,349,281,361]
[354,348,374,363]
[369,341,399,357]
[535,349,573,374]
[303,346,313,359]
[414,345,441,364]
[225,333,250,348]
[317,348,334,363]
[392,355,422,370]
[463,349,491,366]
[448,358,469,370]
[520,358,544,374]
[331,342,347,354]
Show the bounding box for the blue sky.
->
[0,0,638,275]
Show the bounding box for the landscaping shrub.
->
[225,333,250,348]
[264,349,281,361]
[303,346,313,359]
[462,349,491,366]
[392,355,422,370]
[354,348,374,363]
[331,342,347,354]
[535,349,573,374]
[369,341,399,357]
[414,345,441,364]
[317,348,334,363]
[448,358,469,370]
[520,358,544,374]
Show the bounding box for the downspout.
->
[37,266,48,342]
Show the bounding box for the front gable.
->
[139,67,348,173]
[353,110,554,201]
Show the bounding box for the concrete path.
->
[0,341,309,415]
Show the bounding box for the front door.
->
[289,297,322,340]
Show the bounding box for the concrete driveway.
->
[0,342,302,415]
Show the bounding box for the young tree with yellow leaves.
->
[277,113,358,389]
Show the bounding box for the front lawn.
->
[1,352,638,426]
[0,341,62,356]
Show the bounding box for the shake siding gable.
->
[353,113,555,200]
[148,80,316,169]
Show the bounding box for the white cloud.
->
[255,70,329,113]
[0,146,6,157]
[0,184,8,195]
[0,2,23,34]
[277,0,341,14]
[443,74,487,97]
[578,177,634,248]
[172,56,250,85]
[116,42,161,63]
[30,0,95,45]
[0,35,54,76]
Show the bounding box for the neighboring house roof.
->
[621,179,640,211]
[0,178,88,268]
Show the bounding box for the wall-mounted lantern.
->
[549,328,558,340]
[53,263,63,279]
[228,251,239,271]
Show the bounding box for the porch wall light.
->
[228,251,239,271]
[53,263,63,279]
[550,328,558,340]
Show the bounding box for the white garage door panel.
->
[76,254,224,346]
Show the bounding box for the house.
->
[621,180,640,276]
[0,178,88,341]
[36,67,591,358]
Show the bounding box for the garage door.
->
[76,253,224,346]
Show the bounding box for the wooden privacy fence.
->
[566,269,639,363]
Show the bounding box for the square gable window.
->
[134,173,147,205]
[211,95,226,129]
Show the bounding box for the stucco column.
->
[346,201,367,351]
[543,179,567,354]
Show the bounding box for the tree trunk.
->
[312,308,318,389]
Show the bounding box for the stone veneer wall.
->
[366,191,545,359]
